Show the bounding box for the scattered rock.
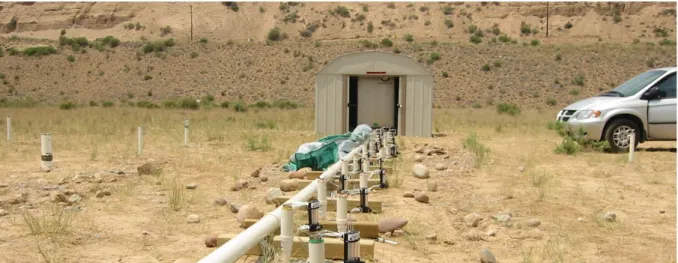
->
[414,154,425,162]
[236,205,263,226]
[187,214,201,224]
[137,163,162,175]
[427,181,437,192]
[0,209,8,217]
[279,179,299,192]
[402,192,414,198]
[250,168,261,178]
[110,169,125,175]
[485,228,499,237]
[288,171,305,179]
[42,185,59,191]
[0,183,8,188]
[214,197,228,206]
[414,146,425,154]
[383,232,392,238]
[464,213,483,227]
[265,188,284,204]
[186,183,198,190]
[109,178,118,183]
[604,212,617,222]
[229,203,241,213]
[414,192,429,203]
[526,218,541,227]
[479,248,497,263]
[102,189,111,196]
[89,177,102,184]
[67,194,81,204]
[443,240,455,245]
[9,193,27,204]
[231,180,249,191]
[443,155,450,159]
[173,259,193,263]
[96,191,106,198]
[660,210,666,214]
[378,218,409,233]
[57,178,68,185]
[492,214,511,223]
[518,166,526,172]
[412,164,430,179]
[50,192,67,203]
[204,232,219,248]
[434,163,447,171]
[462,230,485,241]
[260,176,268,182]
[392,229,404,237]
[576,217,585,222]
[426,233,437,241]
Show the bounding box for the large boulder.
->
[236,205,263,226]
[412,164,430,179]
[378,218,409,233]
[280,179,299,192]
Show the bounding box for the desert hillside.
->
[0,2,675,108]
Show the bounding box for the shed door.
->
[348,77,359,131]
[357,76,396,129]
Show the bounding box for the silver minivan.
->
[557,67,676,152]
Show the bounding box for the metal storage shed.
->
[315,50,433,137]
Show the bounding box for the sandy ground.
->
[0,108,674,263]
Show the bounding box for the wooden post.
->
[215,234,375,259]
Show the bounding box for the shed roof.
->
[317,50,432,76]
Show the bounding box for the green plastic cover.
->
[293,141,339,171]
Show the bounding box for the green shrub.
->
[101,101,114,108]
[332,6,351,18]
[496,102,521,116]
[7,16,17,32]
[255,120,277,129]
[273,99,299,109]
[471,102,481,109]
[220,101,230,108]
[143,75,152,81]
[555,54,562,61]
[613,14,622,23]
[564,21,573,29]
[59,101,76,110]
[283,11,299,23]
[654,27,669,37]
[493,60,502,68]
[572,75,585,86]
[520,22,531,35]
[252,101,271,109]
[141,39,175,54]
[136,101,159,109]
[404,34,413,42]
[245,134,271,151]
[569,89,580,96]
[424,20,431,26]
[444,19,454,28]
[659,39,675,46]
[180,98,200,110]
[442,6,454,15]
[23,46,57,57]
[498,34,512,43]
[381,38,393,47]
[442,72,449,78]
[367,22,374,33]
[233,101,248,112]
[88,100,99,107]
[267,27,283,41]
[530,39,540,46]
[428,52,441,64]
[468,24,478,34]
[546,98,557,106]
[470,35,482,44]
[163,100,178,108]
[462,132,490,168]
[190,51,198,58]
[67,55,75,63]
[386,2,395,9]
[481,64,491,71]
[199,37,208,44]
[160,26,172,36]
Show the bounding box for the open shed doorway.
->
[348,75,400,132]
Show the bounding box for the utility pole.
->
[190,5,193,43]
[546,2,549,38]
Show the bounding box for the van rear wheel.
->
[604,119,640,153]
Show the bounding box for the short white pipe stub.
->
[308,239,325,263]
[6,115,10,142]
[629,130,635,163]
[40,133,53,171]
[137,126,143,155]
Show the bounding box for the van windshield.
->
[604,70,667,97]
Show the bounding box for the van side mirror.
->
[641,86,660,100]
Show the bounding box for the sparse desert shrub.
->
[88,100,99,107]
[569,89,580,96]
[659,39,675,46]
[362,5,368,12]
[493,60,502,68]
[314,41,321,47]
[546,98,557,106]
[444,19,454,28]
[404,33,413,42]
[233,101,248,112]
[220,101,230,108]
[160,26,172,36]
[23,46,57,57]
[564,21,573,29]
[470,35,482,44]
[20,205,76,237]
[613,14,622,23]
[463,132,490,168]
[496,102,520,116]
[163,100,178,108]
[136,101,159,109]
[387,2,395,9]
[468,24,478,34]
[442,72,449,78]
[98,35,120,48]
[67,55,75,62]
[381,38,393,47]
[498,34,512,43]
[520,22,531,35]
[550,122,611,154]
[654,27,669,37]
[199,37,208,43]
[367,22,374,33]
[141,39,175,54]
[102,101,114,108]
[246,134,272,151]
[59,101,76,110]
[283,11,299,23]
[180,98,200,110]
[491,24,501,35]
[424,20,431,26]
[356,14,366,22]
[530,39,540,46]
[252,100,271,109]
[190,51,198,58]
[255,120,277,129]
[331,6,351,18]
[572,75,585,86]
[442,6,454,15]
[481,64,491,71]
[471,102,481,109]
[555,54,562,61]
[223,2,239,12]
[143,75,152,81]
[267,27,283,41]
[7,16,18,32]
[428,52,441,64]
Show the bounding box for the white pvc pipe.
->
[629,130,635,163]
[336,195,348,233]
[198,146,363,263]
[317,179,327,220]
[6,115,10,142]
[184,119,189,146]
[40,133,52,171]
[341,161,349,176]
[137,126,143,155]
[280,206,294,263]
[352,156,360,173]
[308,239,325,263]
[360,172,368,189]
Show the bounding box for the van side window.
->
[656,73,676,99]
